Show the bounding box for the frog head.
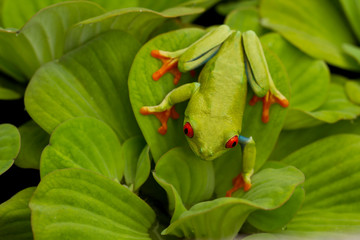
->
[183,115,240,161]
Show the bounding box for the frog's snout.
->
[199,148,214,160]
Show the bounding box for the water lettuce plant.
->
[1,0,360,239]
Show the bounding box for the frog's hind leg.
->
[226,136,255,197]
[242,30,289,123]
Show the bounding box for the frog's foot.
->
[226,173,251,197]
[250,91,289,123]
[140,106,180,135]
[151,50,182,85]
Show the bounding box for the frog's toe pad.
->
[226,173,251,197]
[250,91,289,123]
[140,106,179,135]
[151,50,181,84]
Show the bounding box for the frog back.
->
[186,31,247,133]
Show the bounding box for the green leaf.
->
[284,83,360,129]
[247,187,305,232]
[260,0,360,70]
[121,136,150,191]
[282,134,360,232]
[0,75,24,100]
[340,0,360,42]
[163,166,304,240]
[0,1,104,82]
[15,120,49,169]
[129,28,206,162]
[64,7,204,52]
[216,0,258,16]
[343,43,360,65]
[30,168,156,240]
[260,33,330,112]
[225,7,268,36]
[0,123,20,175]
[40,117,122,180]
[25,30,141,142]
[241,43,290,170]
[0,187,35,240]
[270,118,360,161]
[345,80,360,105]
[154,147,214,211]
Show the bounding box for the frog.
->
[140,25,289,197]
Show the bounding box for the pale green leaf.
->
[40,117,122,180]
[225,7,268,36]
[247,187,305,232]
[0,187,35,240]
[163,166,304,240]
[270,118,360,161]
[121,136,150,191]
[154,147,214,211]
[30,168,156,240]
[129,28,206,162]
[0,75,24,100]
[134,145,151,191]
[284,83,360,129]
[15,120,49,169]
[260,33,330,112]
[260,0,360,70]
[340,0,360,42]
[0,123,20,175]
[282,134,360,232]
[345,80,360,105]
[64,7,204,52]
[25,30,141,142]
[0,1,104,82]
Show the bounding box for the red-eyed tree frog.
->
[140,25,289,197]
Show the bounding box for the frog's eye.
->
[183,122,194,138]
[226,135,238,148]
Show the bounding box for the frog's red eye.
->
[183,122,194,138]
[226,136,238,148]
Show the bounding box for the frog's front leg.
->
[243,30,289,123]
[151,25,232,85]
[226,136,255,197]
[140,82,200,134]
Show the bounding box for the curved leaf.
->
[64,7,204,52]
[163,166,304,240]
[121,136,149,191]
[284,82,360,129]
[0,1,104,82]
[247,187,305,232]
[15,120,49,169]
[25,30,141,142]
[134,145,151,191]
[0,124,20,175]
[282,134,360,232]
[0,75,24,100]
[270,118,360,161]
[129,28,206,162]
[0,187,35,240]
[260,0,360,70]
[216,1,258,16]
[30,168,156,240]
[225,7,268,36]
[154,147,214,211]
[345,80,360,105]
[260,33,330,112]
[340,0,360,42]
[40,117,122,180]
[343,43,360,65]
